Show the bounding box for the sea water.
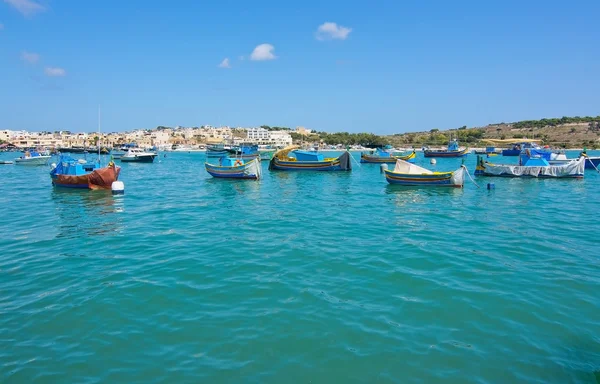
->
[1,150,599,383]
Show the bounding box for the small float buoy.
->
[487,183,495,190]
[111,181,125,195]
[50,163,57,169]
[380,164,388,174]
[430,159,437,165]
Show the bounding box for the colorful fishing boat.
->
[360,149,416,163]
[474,154,585,178]
[205,157,262,180]
[50,155,121,189]
[268,146,352,171]
[227,144,260,160]
[423,139,469,158]
[206,144,230,157]
[384,159,465,187]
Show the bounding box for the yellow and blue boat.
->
[205,157,262,180]
[384,159,465,187]
[268,146,352,171]
[360,148,416,164]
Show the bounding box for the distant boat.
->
[475,154,585,178]
[206,144,229,157]
[14,150,51,166]
[0,161,14,165]
[50,155,121,189]
[59,146,88,154]
[228,144,260,160]
[474,146,501,155]
[205,157,262,180]
[268,145,352,171]
[384,159,465,187]
[120,148,157,163]
[360,149,416,163]
[424,139,469,158]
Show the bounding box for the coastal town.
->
[0,125,314,150]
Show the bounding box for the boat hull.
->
[384,169,464,187]
[585,157,600,170]
[120,154,156,163]
[423,148,469,158]
[360,151,416,164]
[205,159,261,179]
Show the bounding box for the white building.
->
[268,131,293,147]
[246,127,270,141]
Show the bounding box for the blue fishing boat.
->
[384,159,465,187]
[268,146,352,171]
[360,148,416,163]
[228,144,260,160]
[500,140,544,156]
[205,157,262,180]
[50,155,121,189]
[206,144,230,157]
[423,139,469,158]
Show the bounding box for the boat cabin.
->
[294,151,325,161]
[447,140,460,151]
[53,157,98,175]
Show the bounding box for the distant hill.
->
[387,116,600,149]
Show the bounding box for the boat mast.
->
[98,105,101,160]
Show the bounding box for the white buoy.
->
[430,159,437,165]
[50,163,57,169]
[380,164,389,174]
[111,181,125,195]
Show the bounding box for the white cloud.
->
[21,51,39,63]
[45,67,66,77]
[3,0,46,17]
[218,58,231,69]
[316,22,352,41]
[250,43,276,61]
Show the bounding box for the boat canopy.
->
[483,139,542,144]
[393,159,433,174]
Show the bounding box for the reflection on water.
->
[51,189,125,239]
[385,185,463,207]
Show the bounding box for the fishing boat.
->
[228,144,260,160]
[474,146,501,155]
[206,144,230,157]
[384,159,465,187]
[360,148,416,163]
[268,146,352,171]
[474,154,585,178]
[50,155,121,189]
[205,157,262,180]
[423,139,469,158]
[14,150,51,166]
[120,148,157,163]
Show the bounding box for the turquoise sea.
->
[1,150,600,383]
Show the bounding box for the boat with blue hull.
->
[475,154,585,178]
[360,148,416,163]
[268,146,352,171]
[384,159,465,187]
[205,157,262,180]
[50,155,121,189]
[424,139,469,158]
[228,144,260,160]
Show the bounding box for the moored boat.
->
[120,148,157,163]
[205,157,262,180]
[228,144,260,160]
[268,146,352,171]
[50,155,121,189]
[474,154,585,178]
[424,140,469,158]
[360,149,416,163]
[206,144,230,157]
[384,159,465,187]
[14,151,51,166]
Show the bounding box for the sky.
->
[1,0,600,134]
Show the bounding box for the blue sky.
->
[1,0,599,133]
